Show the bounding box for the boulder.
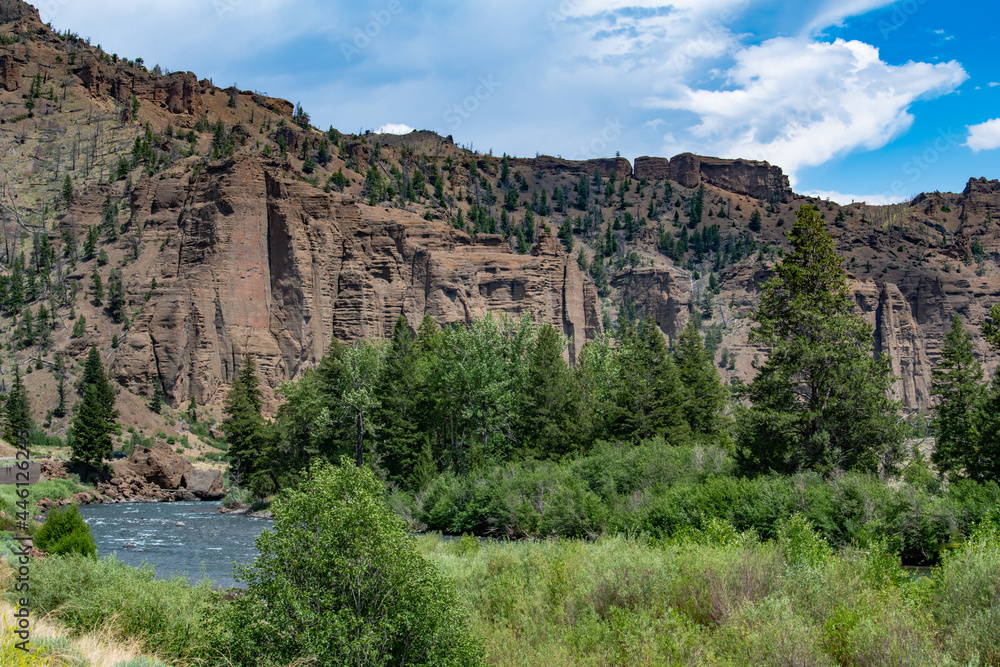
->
[183,469,225,500]
[120,443,195,490]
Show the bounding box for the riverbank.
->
[5,519,999,666]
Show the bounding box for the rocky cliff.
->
[113,156,602,407]
[0,2,997,426]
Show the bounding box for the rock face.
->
[114,156,603,407]
[514,155,633,181]
[633,156,671,181]
[613,266,691,339]
[665,153,793,201]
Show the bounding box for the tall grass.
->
[417,513,1000,666]
[4,555,218,665]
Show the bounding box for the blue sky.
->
[46,0,998,203]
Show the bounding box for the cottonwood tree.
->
[736,205,904,475]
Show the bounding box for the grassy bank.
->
[417,517,999,666]
[2,513,998,666]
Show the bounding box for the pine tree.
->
[90,270,103,305]
[608,317,689,444]
[749,208,762,233]
[107,268,125,322]
[70,347,119,465]
[931,315,985,478]
[518,323,580,458]
[4,366,32,450]
[149,376,165,414]
[736,205,904,475]
[72,314,86,338]
[675,319,728,441]
[224,355,277,493]
[54,375,67,419]
[62,174,73,208]
[374,315,423,487]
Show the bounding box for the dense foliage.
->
[736,205,904,475]
[213,460,482,666]
[33,504,96,557]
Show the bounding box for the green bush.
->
[34,505,96,557]
[212,459,483,666]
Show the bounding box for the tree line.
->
[223,205,1000,497]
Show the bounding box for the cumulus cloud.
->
[376,123,415,135]
[644,38,967,183]
[966,118,1000,152]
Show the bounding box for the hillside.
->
[0,0,996,451]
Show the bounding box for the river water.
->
[79,502,271,589]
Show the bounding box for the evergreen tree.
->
[83,225,99,260]
[62,174,73,208]
[608,317,689,444]
[518,323,580,458]
[736,205,904,475]
[70,347,119,465]
[674,319,728,441]
[4,366,31,450]
[72,314,86,338]
[688,183,705,228]
[54,375,67,419]
[374,315,424,487]
[107,268,125,322]
[149,376,165,414]
[224,355,277,494]
[749,208,762,233]
[90,269,103,305]
[930,315,984,478]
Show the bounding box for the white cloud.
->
[803,189,910,206]
[804,0,897,34]
[644,38,968,183]
[966,118,1000,152]
[989,82,1000,87]
[376,123,415,135]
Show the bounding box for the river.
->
[79,502,270,589]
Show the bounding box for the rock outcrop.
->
[647,153,793,201]
[114,156,603,407]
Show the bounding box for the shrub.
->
[0,624,55,666]
[26,636,86,667]
[18,555,216,662]
[212,460,483,666]
[33,505,96,557]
